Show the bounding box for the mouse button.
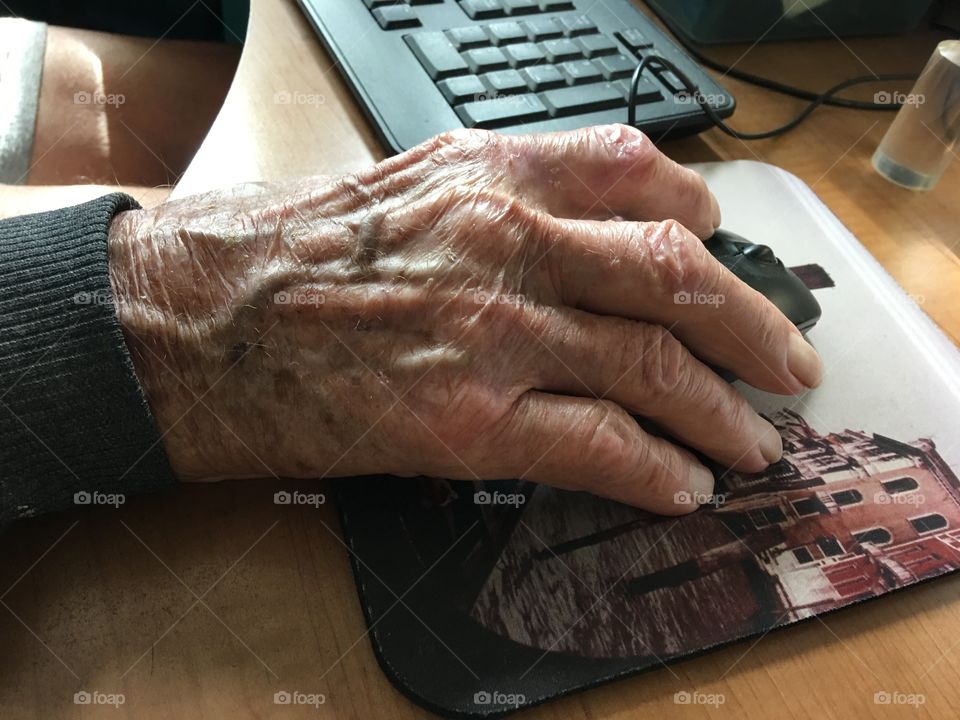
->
[742,243,778,264]
[704,235,740,259]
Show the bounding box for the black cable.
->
[628,54,916,140]
[641,2,920,111]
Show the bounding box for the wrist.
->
[106,204,246,481]
[106,183,388,483]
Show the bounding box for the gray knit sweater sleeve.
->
[0,194,175,525]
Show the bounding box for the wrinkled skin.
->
[108,125,822,515]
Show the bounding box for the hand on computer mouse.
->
[107,123,822,515]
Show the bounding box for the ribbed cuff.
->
[0,194,175,525]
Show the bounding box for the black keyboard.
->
[297,0,735,154]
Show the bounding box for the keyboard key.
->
[463,46,510,73]
[657,70,688,94]
[485,21,527,45]
[614,77,663,103]
[502,0,540,14]
[542,38,581,62]
[456,93,549,127]
[483,68,528,94]
[408,0,443,4]
[540,0,575,10]
[558,15,598,37]
[618,28,655,51]
[437,75,487,104]
[503,42,545,67]
[447,25,490,50]
[523,17,563,40]
[559,59,603,85]
[596,53,636,80]
[405,33,469,80]
[541,82,625,116]
[372,5,421,29]
[522,64,565,91]
[460,0,506,19]
[577,35,618,58]
[362,0,394,7]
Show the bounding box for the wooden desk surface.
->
[4,1,959,718]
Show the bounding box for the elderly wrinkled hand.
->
[107,124,822,515]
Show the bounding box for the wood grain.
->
[4,1,958,718]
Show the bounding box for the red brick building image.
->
[469,410,960,661]
[711,409,960,617]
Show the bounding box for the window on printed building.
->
[747,505,788,528]
[816,536,845,557]
[882,477,919,494]
[909,513,948,534]
[852,527,892,546]
[831,489,863,507]
[792,497,823,517]
[792,547,815,564]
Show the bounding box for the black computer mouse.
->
[704,229,821,333]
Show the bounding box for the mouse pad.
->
[337,161,960,718]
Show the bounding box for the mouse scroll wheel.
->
[743,243,778,264]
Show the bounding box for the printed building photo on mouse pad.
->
[337,166,960,719]
[338,410,960,718]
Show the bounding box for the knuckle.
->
[578,123,651,155]
[428,383,509,459]
[641,219,714,297]
[473,188,538,227]
[706,380,749,435]
[609,122,650,144]
[637,443,686,499]
[564,397,692,504]
[636,324,689,401]
[458,190,545,259]
[575,403,680,502]
[599,318,649,392]
[432,128,500,162]
[478,286,531,332]
[608,124,658,178]
[577,402,637,479]
[332,171,373,210]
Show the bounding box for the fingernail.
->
[788,333,823,389]
[688,462,715,505]
[709,193,722,230]
[753,414,783,464]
